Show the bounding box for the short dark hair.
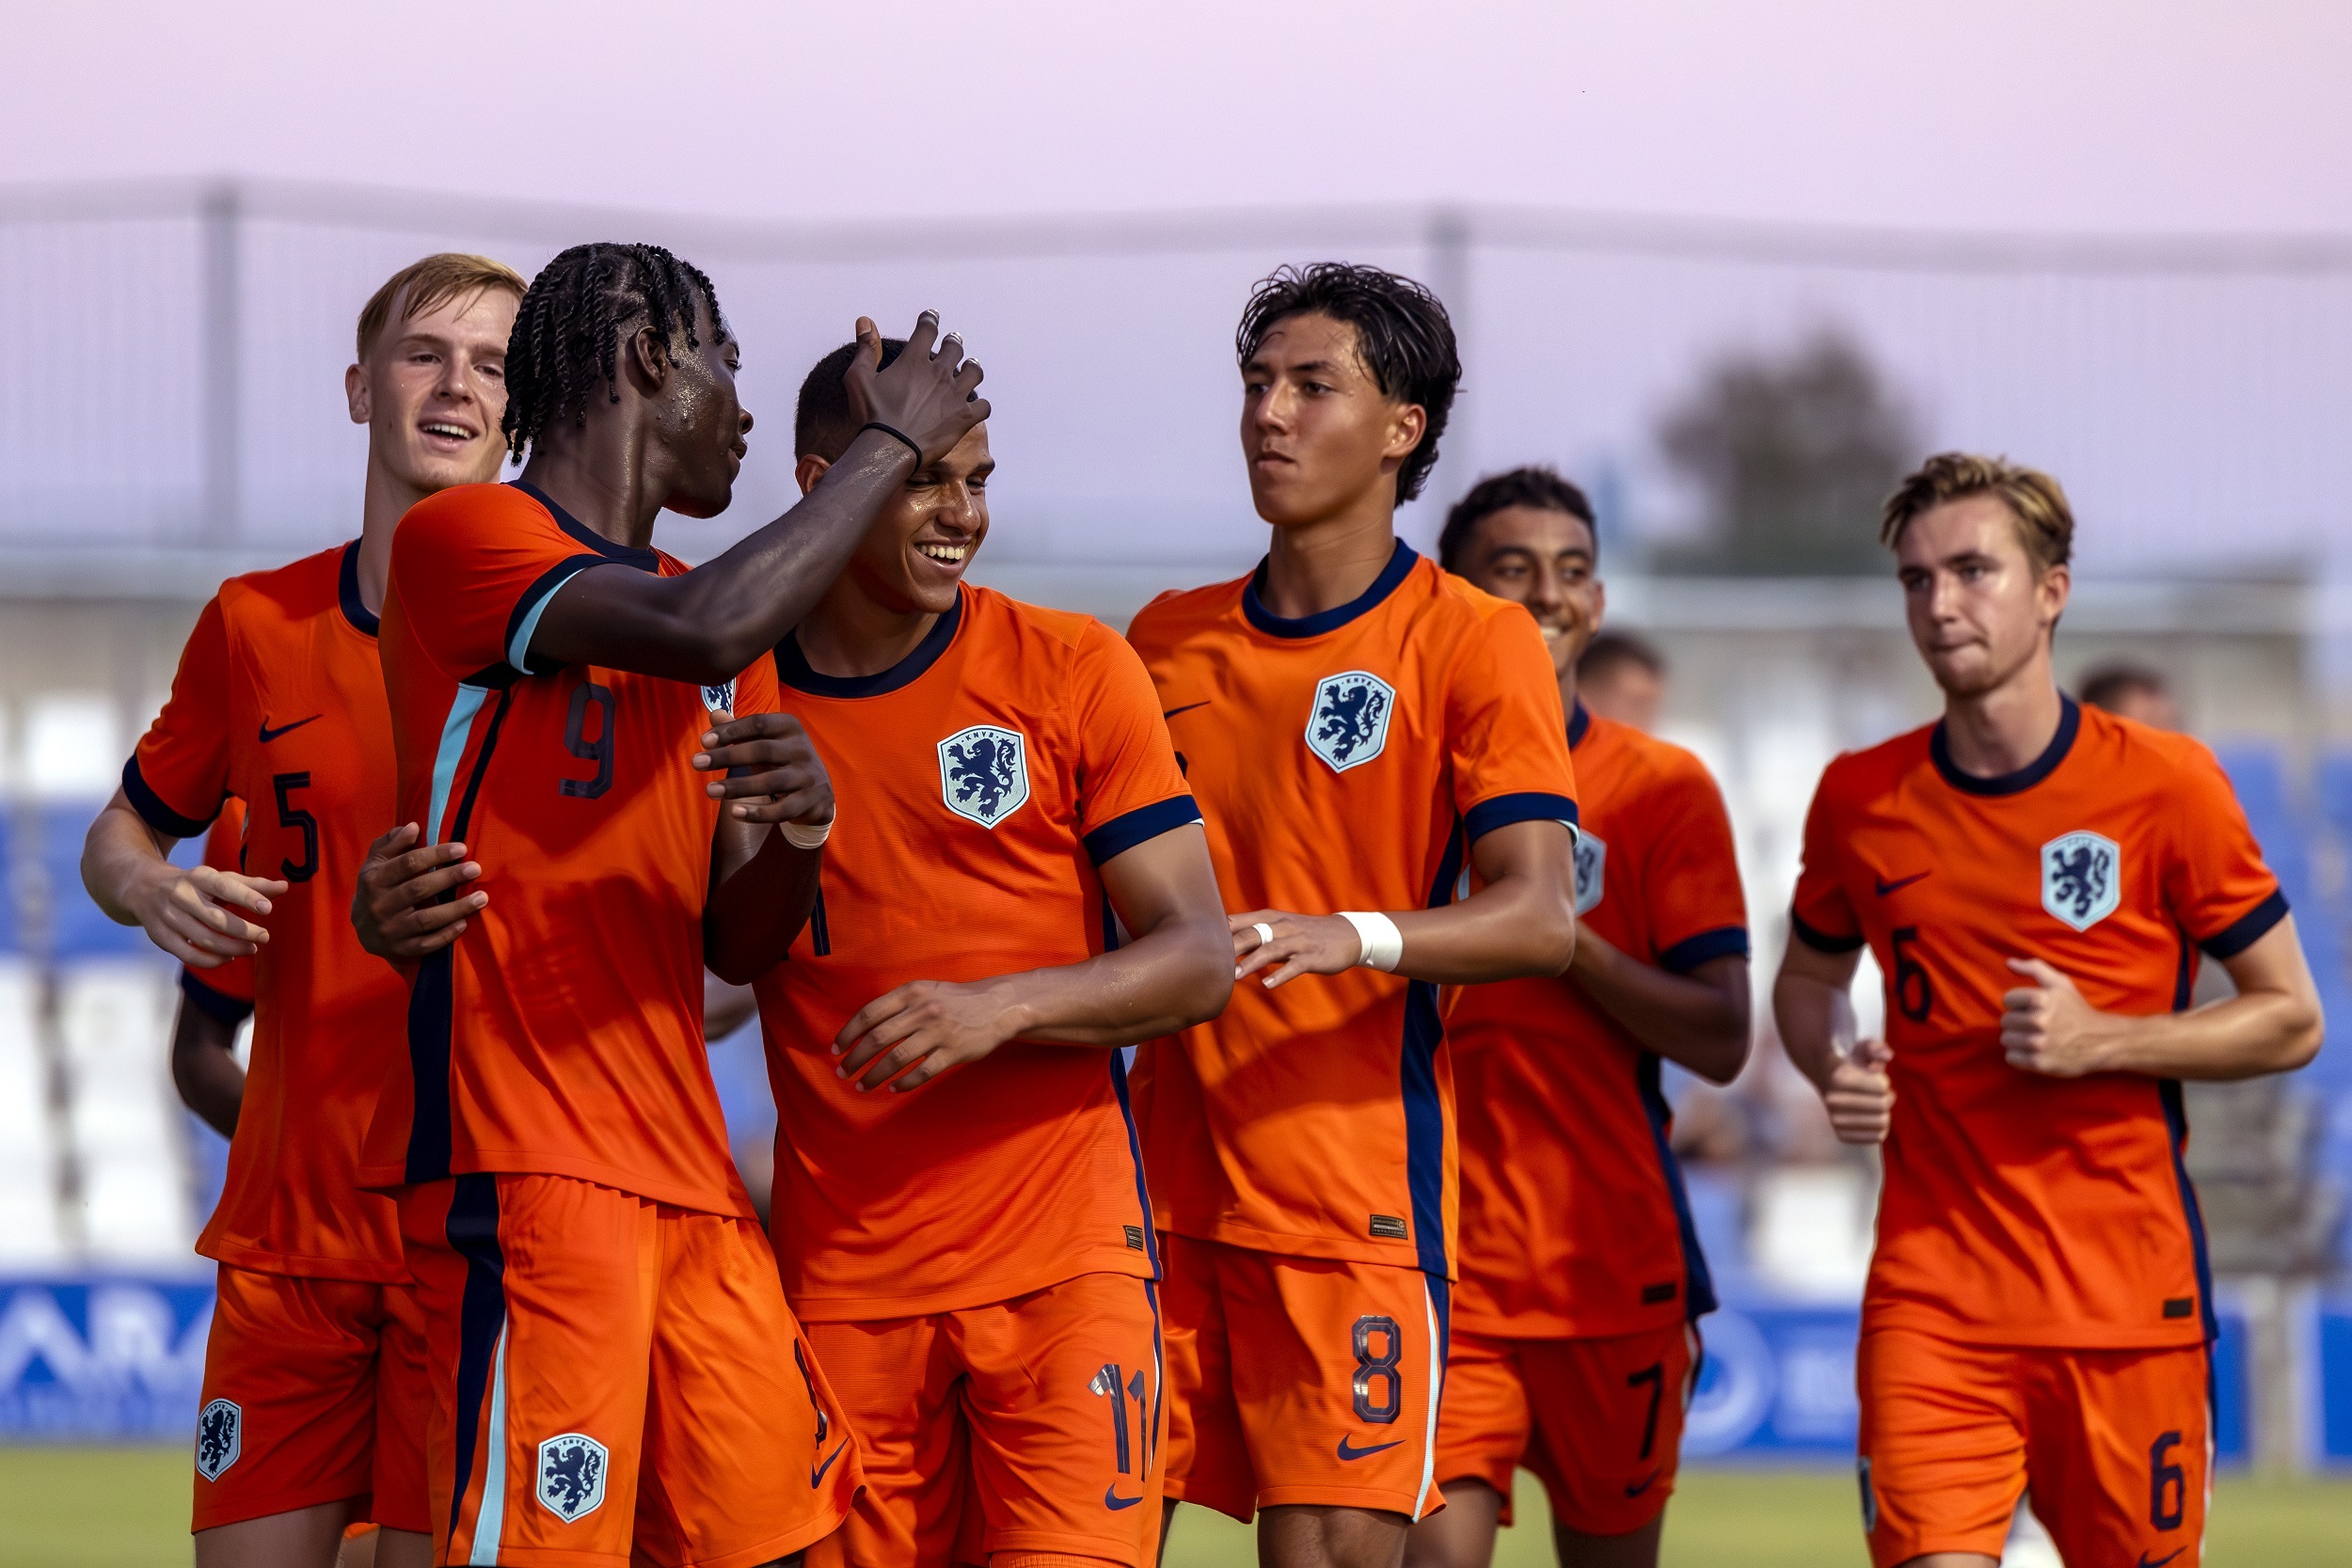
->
[2078,662,2169,714]
[1438,466,1596,573]
[1236,261,1461,503]
[1579,628,1664,684]
[794,338,909,461]
[502,243,726,463]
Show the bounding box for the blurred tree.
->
[1656,327,1917,575]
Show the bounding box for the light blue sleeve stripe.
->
[506,575,570,675]
[469,1324,511,1563]
[428,686,489,846]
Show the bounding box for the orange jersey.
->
[1126,544,1578,1276]
[179,799,258,1025]
[128,543,405,1281]
[359,482,775,1217]
[753,586,1198,1318]
[1450,705,1746,1338]
[1790,698,2286,1348]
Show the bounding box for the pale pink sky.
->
[8,0,2349,233]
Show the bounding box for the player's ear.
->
[794,452,831,499]
[345,362,371,426]
[623,324,675,397]
[1384,402,1426,463]
[2038,561,2072,627]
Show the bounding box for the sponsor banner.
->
[0,1277,213,1440]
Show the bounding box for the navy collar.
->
[1931,693,2080,796]
[337,539,379,637]
[1567,699,1592,750]
[510,480,660,571]
[777,589,965,698]
[1241,539,1418,640]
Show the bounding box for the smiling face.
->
[803,423,993,618]
[1240,311,1424,528]
[346,283,517,493]
[1895,493,2070,699]
[651,298,753,520]
[1455,504,1603,681]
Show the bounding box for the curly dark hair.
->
[501,242,726,463]
[1235,261,1461,503]
[1437,466,1596,573]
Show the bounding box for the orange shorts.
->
[399,1173,860,1568]
[802,1272,1165,1568]
[1158,1232,1446,1524]
[1434,1321,1698,1536]
[192,1263,430,1534]
[1858,1326,2210,1568]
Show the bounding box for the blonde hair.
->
[1881,451,2074,574]
[355,252,526,363]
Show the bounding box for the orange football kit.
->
[1126,544,1578,1523]
[362,482,857,1568]
[1791,698,2288,1568]
[1440,703,1745,1535]
[177,798,256,1026]
[758,585,1199,1568]
[127,543,429,1536]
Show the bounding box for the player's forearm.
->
[1387,871,1576,985]
[704,831,821,986]
[170,1007,244,1139]
[1571,936,1751,1085]
[2071,990,2322,1081]
[978,913,1232,1049]
[82,794,175,927]
[536,434,914,683]
[1772,969,1852,1094]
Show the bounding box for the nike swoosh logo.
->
[2137,1550,2185,1568]
[1161,702,1211,721]
[810,1439,847,1488]
[258,715,323,743]
[1874,870,1931,895]
[1104,1485,1144,1511]
[1335,1434,1404,1462]
[1623,1465,1661,1497]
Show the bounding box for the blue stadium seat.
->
[0,813,16,953]
[40,800,152,958]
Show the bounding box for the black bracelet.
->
[861,421,924,466]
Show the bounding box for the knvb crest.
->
[2042,830,2121,931]
[939,725,1030,828]
[700,679,737,716]
[1306,672,1395,774]
[536,1433,609,1523]
[195,1398,240,1481]
[1572,832,1607,916]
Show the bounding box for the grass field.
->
[5,1449,2349,1566]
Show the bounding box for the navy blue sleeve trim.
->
[501,555,605,677]
[179,968,254,1026]
[1789,910,1866,955]
[2201,888,2289,960]
[1083,795,1204,865]
[1659,926,1752,974]
[1463,791,1580,843]
[121,755,217,840]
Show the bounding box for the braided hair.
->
[501,243,727,463]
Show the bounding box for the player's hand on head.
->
[1230,910,1364,990]
[133,859,286,968]
[692,712,835,828]
[842,311,990,465]
[833,977,1022,1093]
[350,822,486,961]
[1821,1037,1894,1145]
[2001,957,2110,1078]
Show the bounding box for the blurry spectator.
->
[1578,629,1666,733]
[2077,661,2179,730]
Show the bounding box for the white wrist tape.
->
[1339,911,1404,973]
[782,818,833,850]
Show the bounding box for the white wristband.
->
[1338,911,1403,973]
[781,817,832,850]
